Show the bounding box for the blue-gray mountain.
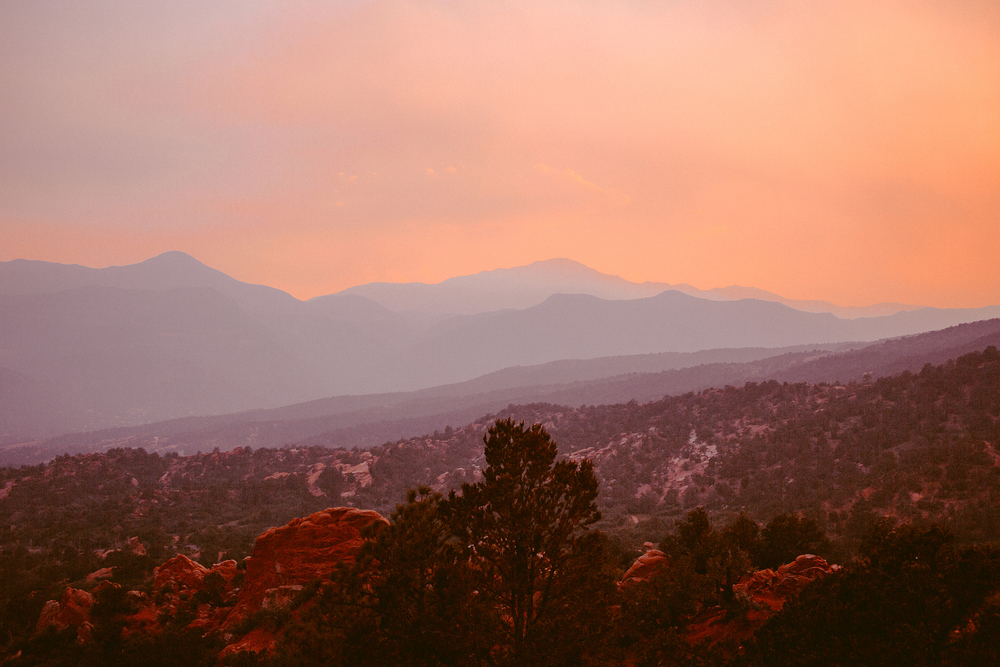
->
[0,252,997,439]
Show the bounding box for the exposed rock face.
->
[738,554,841,613]
[262,585,304,611]
[140,554,242,635]
[85,567,114,583]
[124,536,147,557]
[219,507,386,658]
[619,548,668,592]
[686,554,840,647]
[222,626,278,658]
[35,588,94,642]
[153,554,211,595]
[231,507,387,622]
[619,550,840,650]
[35,507,388,659]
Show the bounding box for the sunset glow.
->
[2,0,998,306]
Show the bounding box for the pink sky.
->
[2,0,998,307]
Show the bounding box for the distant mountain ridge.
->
[0,251,297,316]
[0,252,996,440]
[337,257,922,318]
[0,252,937,321]
[7,318,999,467]
[381,291,1000,388]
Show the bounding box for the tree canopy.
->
[272,419,613,667]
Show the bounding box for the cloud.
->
[533,164,631,208]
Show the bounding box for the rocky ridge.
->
[34,507,387,658]
[33,503,833,661]
[685,554,841,647]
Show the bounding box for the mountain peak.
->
[486,258,629,282]
[522,257,595,272]
[132,251,221,277]
[141,251,205,267]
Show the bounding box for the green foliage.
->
[755,514,831,570]
[272,420,615,667]
[658,509,755,602]
[448,419,609,666]
[276,487,496,667]
[618,509,762,666]
[4,350,1000,664]
[738,524,1000,667]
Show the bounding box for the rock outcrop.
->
[140,555,242,634]
[228,507,386,620]
[619,547,668,592]
[619,549,840,650]
[737,553,840,613]
[34,506,388,659]
[35,588,94,643]
[153,554,211,595]
[686,554,840,647]
[220,507,386,657]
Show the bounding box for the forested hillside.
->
[1,347,999,663]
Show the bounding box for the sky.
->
[1,0,998,307]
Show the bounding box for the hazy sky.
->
[2,0,998,306]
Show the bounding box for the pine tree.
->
[447,419,608,666]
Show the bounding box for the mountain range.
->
[339,257,922,318]
[5,315,999,468]
[1,252,998,441]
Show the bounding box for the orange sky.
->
[1,0,998,307]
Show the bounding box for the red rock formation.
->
[619,547,668,593]
[685,554,840,647]
[738,554,841,613]
[125,536,147,557]
[153,554,211,595]
[229,507,387,624]
[35,588,94,643]
[34,507,388,660]
[618,549,840,651]
[85,567,114,583]
[218,507,385,659]
[210,558,239,586]
[220,626,277,659]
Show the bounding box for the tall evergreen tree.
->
[270,419,612,667]
[447,419,610,667]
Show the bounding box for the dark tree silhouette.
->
[447,418,608,666]
[270,419,612,667]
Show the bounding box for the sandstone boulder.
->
[220,626,277,659]
[35,588,94,643]
[738,554,841,613]
[153,554,210,595]
[125,536,147,557]
[37,507,388,660]
[85,567,114,583]
[262,585,304,611]
[686,554,840,647]
[230,507,387,622]
[619,547,668,592]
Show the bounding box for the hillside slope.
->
[9,319,998,466]
[2,253,996,438]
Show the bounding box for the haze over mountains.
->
[341,258,923,319]
[1,252,998,441]
[4,316,994,467]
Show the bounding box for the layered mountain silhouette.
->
[9,317,1000,467]
[1,252,997,440]
[338,257,920,318]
